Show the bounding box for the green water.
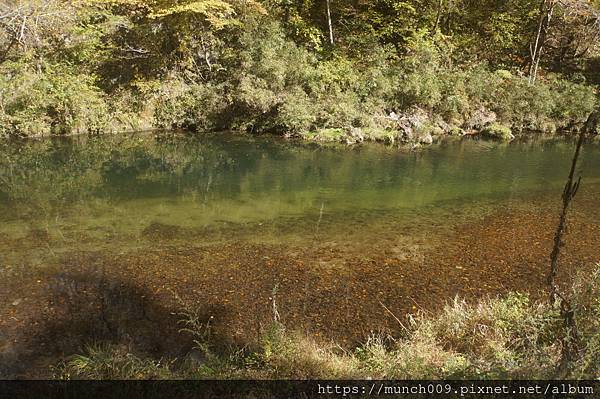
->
[1,133,600,268]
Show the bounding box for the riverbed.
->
[1,133,599,377]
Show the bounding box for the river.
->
[1,132,599,377]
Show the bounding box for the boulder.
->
[346,127,365,143]
[141,222,182,240]
[405,107,429,131]
[418,132,434,145]
[397,119,414,142]
[436,120,452,134]
[395,107,429,143]
[465,107,497,132]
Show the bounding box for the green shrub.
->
[382,35,597,137]
[479,73,595,133]
[0,61,110,137]
[550,80,597,128]
[2,17,594,141]
[481,123,514,140]
[153,78,228,131]
[224,20,317,133]
[275,87,318,133]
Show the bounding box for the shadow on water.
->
[0,267,233,379]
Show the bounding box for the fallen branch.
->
[379,300,410,335]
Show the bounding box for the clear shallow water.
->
[2,132,600,376]
[0,133,599,265]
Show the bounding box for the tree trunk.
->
[432,0,443,35]
[326,0,334,45]
[529,0,556,85]
[445,0,453,33]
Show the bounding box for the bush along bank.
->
[2,53,597,144]
[1,2,599,144]
[148,29,600,146]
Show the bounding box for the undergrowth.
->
[57,264,600,380]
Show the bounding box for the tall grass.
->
[58,263,600,380]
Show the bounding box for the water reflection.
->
[0,133,599,251]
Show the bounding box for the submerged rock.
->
[27,228,50,243]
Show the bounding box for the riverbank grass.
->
[57,264,600,380]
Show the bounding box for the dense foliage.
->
[1,0,599,141]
